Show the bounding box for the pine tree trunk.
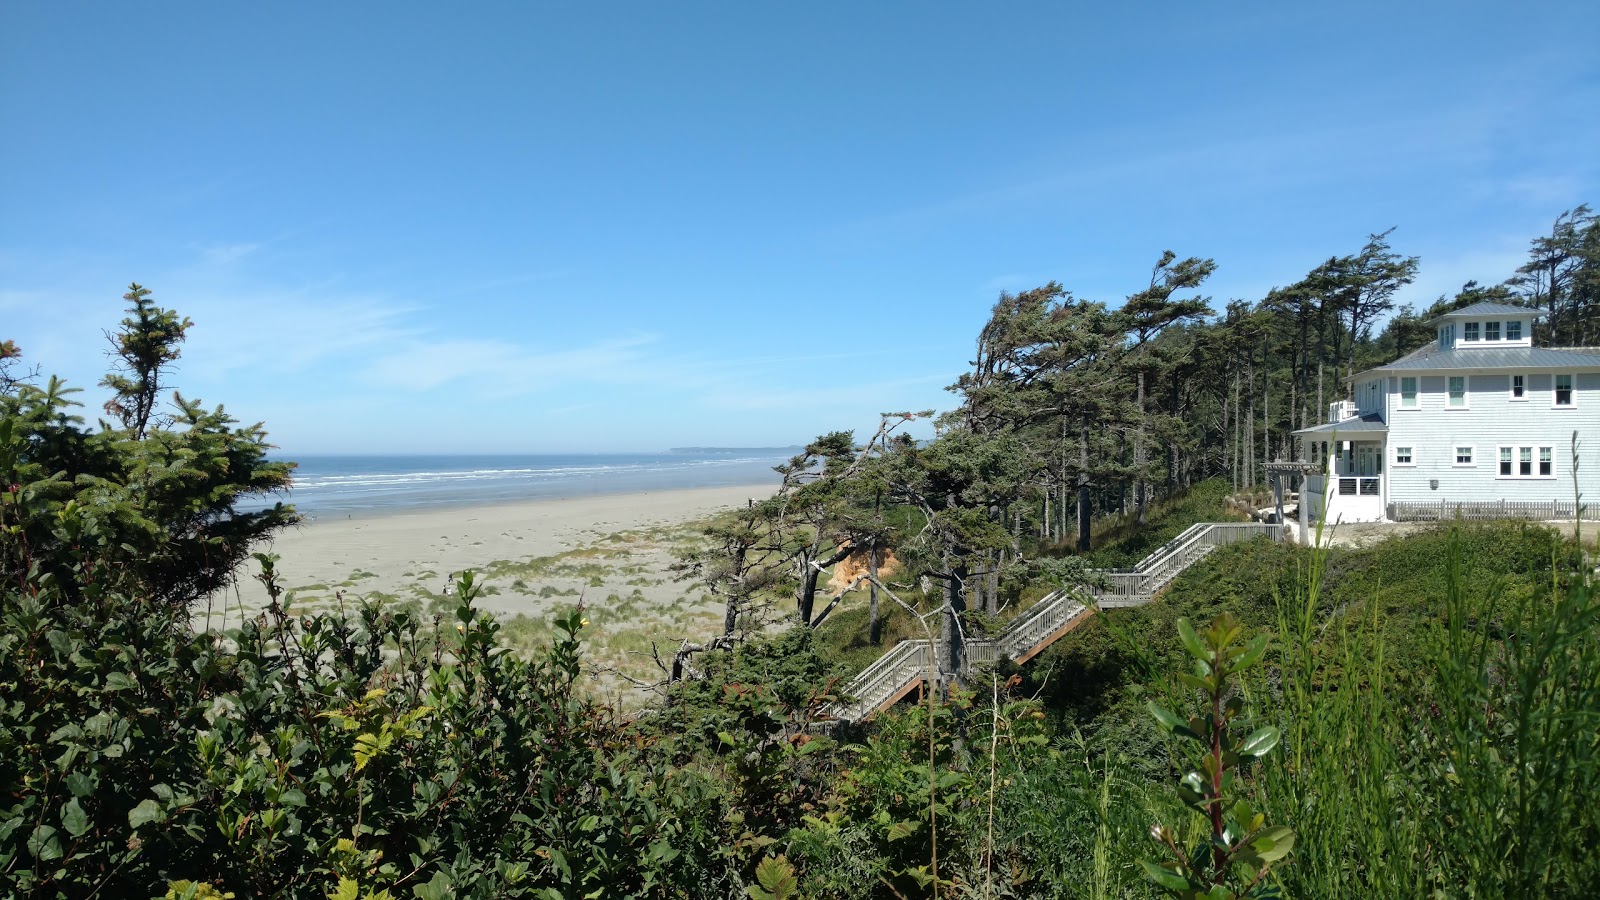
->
[940,556,968,690]
[799,564,821,626]
[1077,418,1092,552]
[1263,369,1271,465]
[1246,356,1256,488]
[868,538,881,645]
[1135,369,1148,526]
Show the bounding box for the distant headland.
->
[667,446,803,454]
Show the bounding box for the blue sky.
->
[3,2,1596,453]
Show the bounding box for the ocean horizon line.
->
[251,450,790,517]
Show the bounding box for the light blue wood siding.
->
[1386,370,1600,504]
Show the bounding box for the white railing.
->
[828,521,1284,721]
[828,640,932,722]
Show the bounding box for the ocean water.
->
[255,452,791,518]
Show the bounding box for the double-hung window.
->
[1455,446,1474,465]
[1512,375,1525,399]
[1464,322,1480,341]
[1395,446,1413,465]
[1448,376,1466,408]
[1501,445,1556,478]
[1555,374,1574,407]
[1485,321,1501,341]
[1507,321,1523,340]
[1400,376,1417,408]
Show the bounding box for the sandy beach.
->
[202,484,773,692]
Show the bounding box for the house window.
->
[1507,321,1522,340]
[1485,321,1501,341]
[1455,446,1474,465]
[1464,322,1480,341]
[1395,446,1413,465]
[1448,376,1466,407]
[1400,377,1417,407]
[1501,446,1555,478]
[1512,375,1525,399]
[1555,373,1574,407]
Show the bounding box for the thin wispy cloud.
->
[195,242,262,266]
[359,334,662,393]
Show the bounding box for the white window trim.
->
[1484,321,1502,342]
[1509,374,1527,402]
[1446,375,1470,410]
[1452,444,1476,467]
[1392,445,1416,467]
[1496,445,1557,480]
[1464,322,1481,342]
[1397,376,1419,410]
[1552,372,1576,409]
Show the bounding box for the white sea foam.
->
[269,453,783,513]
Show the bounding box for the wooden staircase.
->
[827,522,1283,722]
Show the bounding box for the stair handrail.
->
[831,521,1284,721]
[830,639,931,720]
[1116,522,1215,578]
[1122,522,1211,572]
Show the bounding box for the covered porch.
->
[1292,414,1388,525]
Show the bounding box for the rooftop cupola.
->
[1429,301,1541,350]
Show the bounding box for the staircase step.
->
[827,522,1279,721]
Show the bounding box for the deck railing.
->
[827,521,1284,721]
[1390,499,1582,522]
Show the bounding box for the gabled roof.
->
[1428,301,1544,323]
[1365,346,1600,373]
[1292,413,1386,436]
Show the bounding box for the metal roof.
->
[1291,413,1388,436]
[1366,346,1600,372]
[1429,301,1543,322]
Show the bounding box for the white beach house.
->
[1294,301,1600,525]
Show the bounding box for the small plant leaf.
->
[1140,859,1191,891]
[1250,825,1296,862]
[886,820,921,841]
[129,798,166,828]
[28,824,63,862]
[60,797,90,837]
[1237,726,1281,759]
[750,855,799,900]
[1176,618,1208,661]
[1148,701,1200,740]
[1236,633,1269,669]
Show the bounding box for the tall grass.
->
[1256,515,1599,895]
